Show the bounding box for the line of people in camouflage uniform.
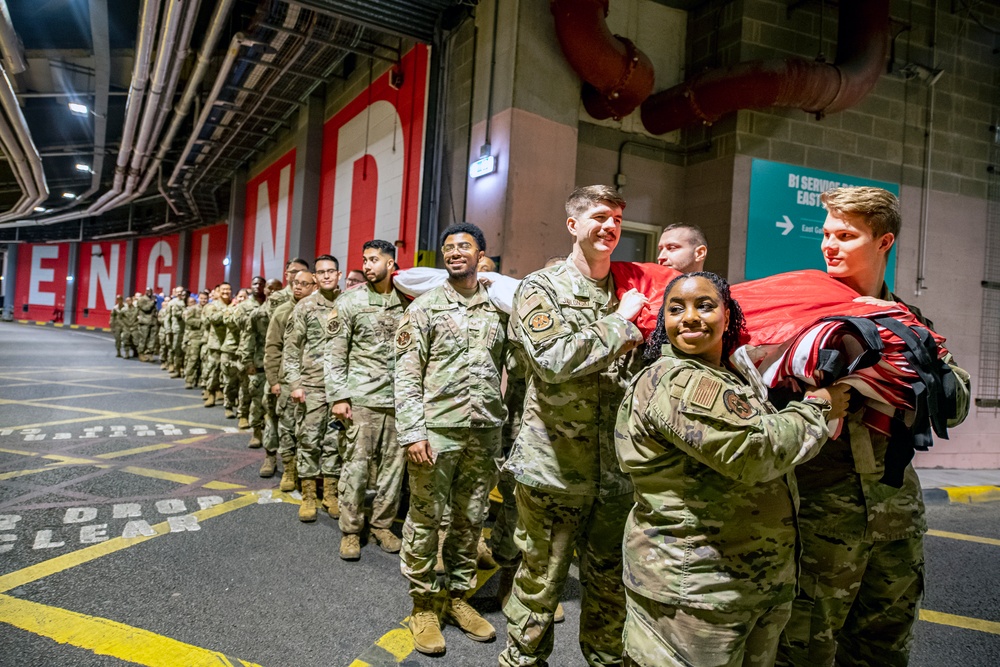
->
[106,183,969,667]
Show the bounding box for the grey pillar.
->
[176,229,191,292]
[1,244,16,320]
[290,91,324,264]
[226,170,247,287]
[64,242,79,325]
[123,238,137,296]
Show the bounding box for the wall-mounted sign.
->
[746,159,898,289]
[14,243,69,321]
[76,241,126,327]
[189,223,228,293]
[134,235,179,295]
[243,149,295,287]
[316,45,428,272]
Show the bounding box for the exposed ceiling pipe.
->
[84,0,110,206]
[138,0,237,198]
[641,0,890,135]
[550,0,654,121]
[167,32,250,188]
[0,66,47,221]
[90,0,162,211]
[94,0,195,213]
[0,0,26,74]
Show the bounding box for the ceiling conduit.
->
[640,0,890,135]
[550,0,654,121]
[0,66,47,220]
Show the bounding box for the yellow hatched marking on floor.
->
[920,609,1000,635]
[118,466,244,490]
[95,443,175,459]
[174,435,210,444]
[943,485,1000,504]
[0,467,54,481]
[926,529,1000,547]
[31,391,123,402]
[0,447,40,457]
[0,594,263,667]
[0,493,258,594]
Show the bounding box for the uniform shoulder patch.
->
[517,292,544,319]
[722,389,757,419]
[327,311,342,337]
[395,329,413,350]
[527,311,554,333]
[688,374,723,410]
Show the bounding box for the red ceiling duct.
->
[640,0,890,135]
[550,0,655,121]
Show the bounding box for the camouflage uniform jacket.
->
[122,304,138,329]
[266,285,293,315]
[166,297,185,337]
[393,281,508,448]
[110,304,126,333]
[221,301,246,354]
[182,305,204,344]
[265,300,295,388]
[283,288,340,391]
[792,285,971,542]
[324,283,407,409]
[503,261,644,497]
[204,300,229,351]
[615,344,832,611]
[136,295,155,325]
[237,299,269,370]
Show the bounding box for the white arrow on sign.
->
[776,215,794,235]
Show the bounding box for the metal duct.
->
[0,66,47,221]
[0,0,25,74]
[640,0,890,135]
[550,0,654,121]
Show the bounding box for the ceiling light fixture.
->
[75,163,92,172]
[62,192,77,199]
[91,230,138,240]
[68,102,89,116]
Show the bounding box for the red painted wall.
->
[243,149,295,286]
[75,241,126,327]
[316,45,428,271]
[188,223,228,293]
[14,243,69,322]
[134,234,179,295]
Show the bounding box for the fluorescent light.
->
[75,163,92,172]
[222,257,231,266]
[34,206,48,213]
[62,192,77,199]
[68,102,88,115]
[151,222,175,232]
[91,230,137,240]
[66,275,74,282]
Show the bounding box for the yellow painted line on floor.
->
[943,485,1000,504]
[0,594,263,667]
[117,466,245,490]
[0,447,40,457]
[0,415,110,432]
[0,493,258,594]
[174,435,210,444]
[920,609,1000,635]
[0,398,123,418]
[31,391,122,402]
[927,529,1000,547]
[94,443,175,459]
[0,467,53,481]
[42,453,106,466]
[203,481,245,490]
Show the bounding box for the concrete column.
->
[64,242,80,325]
[290,91,324,264]
[1,244,16,320]
[226,170,247,286]
[176,230,190,291]
[123,238,137,296]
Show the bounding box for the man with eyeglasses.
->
[265,269,314,491]
[345,269,366,289]
[284,256,344,522]
[394,223,509,654]
[325,239,408,560]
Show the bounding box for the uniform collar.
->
[365,282,403,307]
[441,278,489,307]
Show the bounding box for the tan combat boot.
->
[409,600,446,655]
[554,602,565,623]
[224,407,236,419]
[259,453,277,478]
[322,477,339,519]
[477,533,497,569]
[339,533,361,560]
[238,416,250,430]
[370,528,401,553]
[298,478,318,522]
[279,456,298,492]
[203,392,216,408]
[215,390,224,401]
[446,594,495,642]
[247,427,262,449]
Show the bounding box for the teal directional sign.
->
[746,159,897,289]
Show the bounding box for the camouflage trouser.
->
[171,331,184,368]
[184,339,203,385]
[499,485,632,667]
[294,388,341,479]
[220,352,240,410]
[159,329,168,360]
[262,391,279,454]
[247,372,266,429]
[776,533,924,667]
[237,369,251,419]
[277,391,300,459]
[113,329,123,355]
[203,348,222,393]
[400,427,501,600]
[490,468,521,568]
[338,405,405,535]
[137,324,155,354]
[623,591,791,667]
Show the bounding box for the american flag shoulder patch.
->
[689,375,723,410]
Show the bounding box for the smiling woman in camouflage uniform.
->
[615,273,849,667]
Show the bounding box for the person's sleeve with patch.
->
[324,298,353,404]
[512,277,643,384]
[282,303,307,392]
[393,307,429,446]
[647,369,833,485]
